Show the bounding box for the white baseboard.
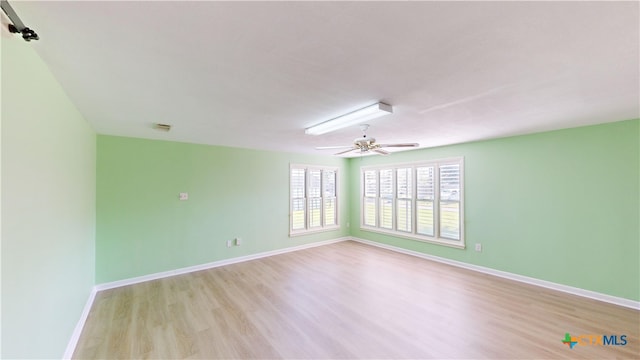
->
[349,237,640,310]
[63,286,98,359]
[95,237,348,291]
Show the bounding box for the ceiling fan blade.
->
[373,148,390,155]
[334,147,358,155]
[377,143,419,148]
[316,145,354,150]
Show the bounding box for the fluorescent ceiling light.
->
[305,102,393,135]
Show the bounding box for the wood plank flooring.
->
[73,241,639,359]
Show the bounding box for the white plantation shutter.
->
[416,166,435,236]
[363,170,377,226]
[291,168,305,198]
[309,197,322,228]
[379,169,393,229]
[360,158,463,248]
[323,170,337,226]
[290,165,339,234]
[323,171,336,197]
[308,170,321,198]
[396,168,412,232]
[308,170,322,228]
[291,168,306,231]
[439,163,461,240]
[324,197,336,226]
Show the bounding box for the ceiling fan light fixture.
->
[305,102,392,135]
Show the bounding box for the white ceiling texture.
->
[9,1,640,156]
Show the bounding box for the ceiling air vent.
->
[154,123,171,131]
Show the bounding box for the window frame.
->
[360,157,465,249]
[290,164,340,236]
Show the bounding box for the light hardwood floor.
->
[74,241,639,359]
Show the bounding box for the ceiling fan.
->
[316,125,419,156]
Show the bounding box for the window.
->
[363,170,377,227]
[290,164,339,235]
[396,168,412,232]
[379,169,393,229]
[439,163,461,240]
[416,166,435,236]
[323,170,337,227]
[360,158,464,248]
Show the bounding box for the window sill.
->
[289,225,341,237]
[360,226,465,249]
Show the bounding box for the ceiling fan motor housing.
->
[354,137,375,149]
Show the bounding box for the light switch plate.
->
[179,192,188,200]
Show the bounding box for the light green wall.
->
[96,136,348,283]
[348,119,639,301]
[98,121,639,302]
[1,39,96,358]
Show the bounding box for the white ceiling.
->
[9,1,640,156]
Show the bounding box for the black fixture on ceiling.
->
[1,0,38,41]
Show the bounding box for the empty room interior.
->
[2,1,639,359]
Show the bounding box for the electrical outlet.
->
[235,237,242,246]
[226,240,232,248]
[475,243,482,252]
